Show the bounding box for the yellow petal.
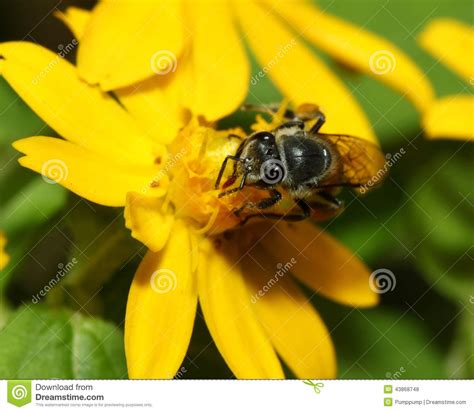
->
[124,192,174,252]
[243,246,336,378]
[197,236,284,378]
[260,222,379,307]
[55,7,90,39]
[271,2,434,112]
[0,41,156,165]
[235,0,376,143]
[13,137,161,207]
[78,0,184,90]
[418,18,474,84]
[422,95,474,141]
[125,221,197,378]
[189,1,250,120]
[71,3,189,144]
[116,73,189,145]
[0,233,10,270]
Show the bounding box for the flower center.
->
[162,121,245,234]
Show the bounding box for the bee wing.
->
[315,133,387,191]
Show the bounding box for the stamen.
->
[192,205,220,235]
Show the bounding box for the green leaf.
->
[0,305,127,379]
[70,314,127,379]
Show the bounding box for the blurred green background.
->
[0,0,472,379]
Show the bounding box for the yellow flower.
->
[1,42,379,378]
[418,18,474,141]
[56,0,433,144]
[0,233,9,270]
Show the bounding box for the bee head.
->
[238,131,286,185]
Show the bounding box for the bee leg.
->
[215,155,247,190]
[308,111,326,133]
[234,189,282,217]
[238,198,311,225]
[218,172,248,198]
[317,191,344,209]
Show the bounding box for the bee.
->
[215,103,386,224]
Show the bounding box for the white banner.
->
[0,380,471,411]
